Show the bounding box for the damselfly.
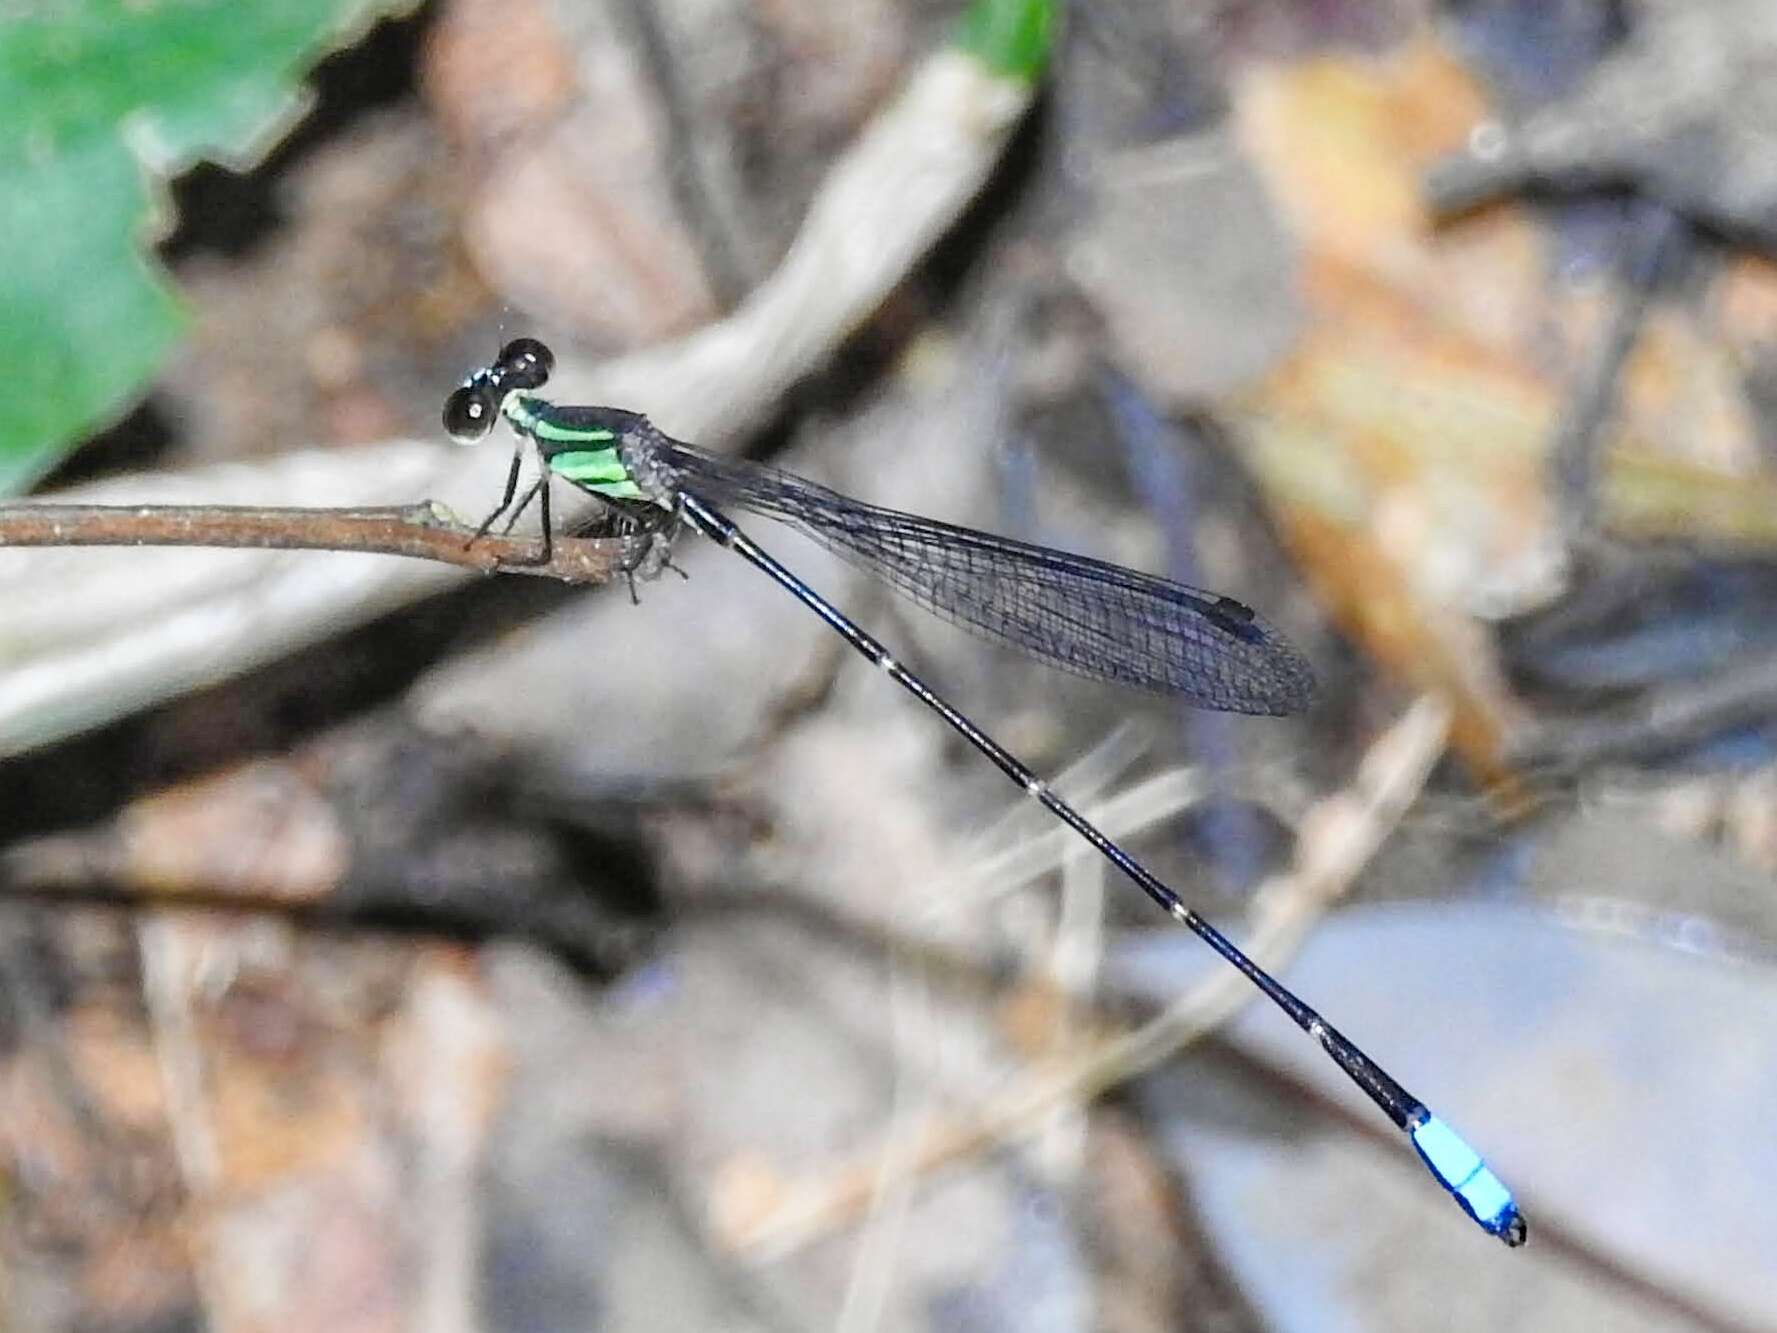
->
[443,338,1524,1245]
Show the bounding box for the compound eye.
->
[442,385,497,442]
[499,337,554,390]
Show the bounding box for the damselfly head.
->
[442,339,556,443]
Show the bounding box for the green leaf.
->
[953,0,1057,83]
[0,0,418,497]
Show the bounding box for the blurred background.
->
[2,0,1776,1328]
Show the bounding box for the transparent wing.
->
[659,441,1316,715]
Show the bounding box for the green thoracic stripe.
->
[548,447,646,499]
[550,448,628,484]
[503,397,616,446]
[532,419,614,444]
[584,478,646,499]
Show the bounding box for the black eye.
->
[443,386,497,442]
[499,337,554,390]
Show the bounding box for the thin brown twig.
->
[0,502,630,585]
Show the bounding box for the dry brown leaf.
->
[1225,28,1777,784]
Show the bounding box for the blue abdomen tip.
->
[1411,1116,1527,1246]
